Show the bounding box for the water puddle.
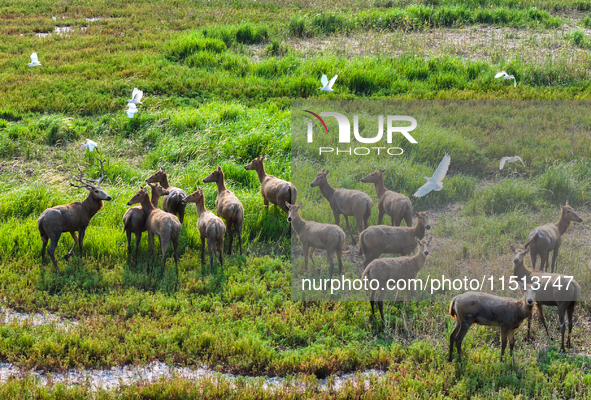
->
[0,361,385,391]
[85,17,103,22]
[0,307,78,331]
[36,33,50,38]
[55,26,74,35]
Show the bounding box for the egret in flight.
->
[81,139,98,152]
[413,153,451,198]
[495,71,516,87]
[499,156,525,170]
[127,88,143,104]
[28,52,42,67]
[319,74,338,92]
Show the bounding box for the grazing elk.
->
[310,168,373,245]
[123,183,169,259]
[145,167,187,224]
[244,156,297,213]
[362,236,431,325]
[286,202,345,280]
[127,187,181,275]
[511,246,579,353]
[183,189,225,273]
[38,158,112,275]
[203,166,244,255]
[359,211,430,266]
[525,203,583,273]
[361,169,413,227]
[448,284,536,365]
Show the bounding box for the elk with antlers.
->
[38,156,112,274]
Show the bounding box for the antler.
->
[68,165,90,189]
[83,153,106,186]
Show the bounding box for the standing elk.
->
[203,166,244,255]
[244,156,297,213]
[310,168,373,245]
[525,203,583,273]
[286,202,345,280]
[359,211,430,267]
[145,167,187,224]
[511,246,579,353]
[127,187,181,275]
[361,169,413,227]
[123,183,169,259]
[448,284,536,365]
[183,188,225,273]
[38,158,112,275]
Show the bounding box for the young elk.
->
[310,168,373,245]
[203,166,244,255]
[38,159,112,275]
[145,167,187,224]
[286,202,345,280]
[183,189,225,273]
[525,203,583,273]
[359,211,430,267]
[123,183,169,259]
[361,169,413,227]
[448,284,536,365]
[244,156,297,213]
[362,236,431,326]
[511,246,580,353]
[126,187,181,275]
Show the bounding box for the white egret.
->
[319,74,338,92]
[126,103,138,118]
[413,153,451,198]
[495,71,516,87]
[499,156,525,170]
[28,52,42,67]
[81,139,98,152]
[127,88,143,104]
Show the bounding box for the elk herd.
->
[37,155,586,365]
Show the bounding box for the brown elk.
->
[126,187,181,275]
[511,246,579,353]
[203,166,244,255]
[525,204,583,273]
[244,156,297,213]
[183,189,225,273]
[359,211,430,266]
[145,167,187,224]
[362,236,431,325]
[123,183,169,259]
[286,202,345,280]
[38,158,112,275]
[310,168,373,245]
[361,169,413,226]
[448,284,536,365]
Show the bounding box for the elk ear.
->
[285,201,291,208]
[298,202,303,208]
[161,167,166,173]
[510,245,516,253]
[523,247,530,255]
[325,169,329,175]
[262,155,267,161]
[380,169,386,173]
[414,236,420,244]
[217,166,222,170]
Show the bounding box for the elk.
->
[286,202,345,280]
[123,183,169,259]
[126,187,181,274]
[38,158,112,275]
[448,284,536,365]
[183,189,225,272]
[359,211,430,266]
[145,167,187,224]
[361,236,431,325]
[310,168,373,245]
[244,156,297,213]
[511,246,579,353]
[203,166,244,255]
[361,169,413,226]
[525,204,583,273]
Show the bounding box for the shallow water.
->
[55,26,74,34]
[0,307,78,331]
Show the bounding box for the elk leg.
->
[344,217,355,245]
[237,220,243,256]
[449,319,461,361]
[551,247,559,273]
[148,231,156,260]
[200,237,205,266]
[126,231,132,255]
[537,303,551,341]
[558,305,567,353]
[540,252,549,272]
[47,235,61,275]
[378,300,385,327]
[78,229,85,257]
[178,206,185,225]
[302,244,309,272]
[227,221,234,255]
[336,250,343,274]
[531,249,538,270]
[160,236,169,273]
[308,248,317,269]
[218,245,223,271]
[454,322,471,362]
[507,329,516,367]
[134,232,142,259]
[172,237,179,272]
[64,232,78,260]
[403,213,412,228]
[377,208,384,225]
[369,290,376,322]
[567,302,575,349]
[41,235,48,263]
[263,196,269,211]
[207,237,215,273]
[327,250,335,281]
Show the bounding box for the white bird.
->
[319,74,338,92]
[413,153,451,198]
[81,139,98,152]
[495,71,516,88]
[126,103,138,118]
[127,88,143,104]
[499,156,525,170]
[28,52,42,67]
